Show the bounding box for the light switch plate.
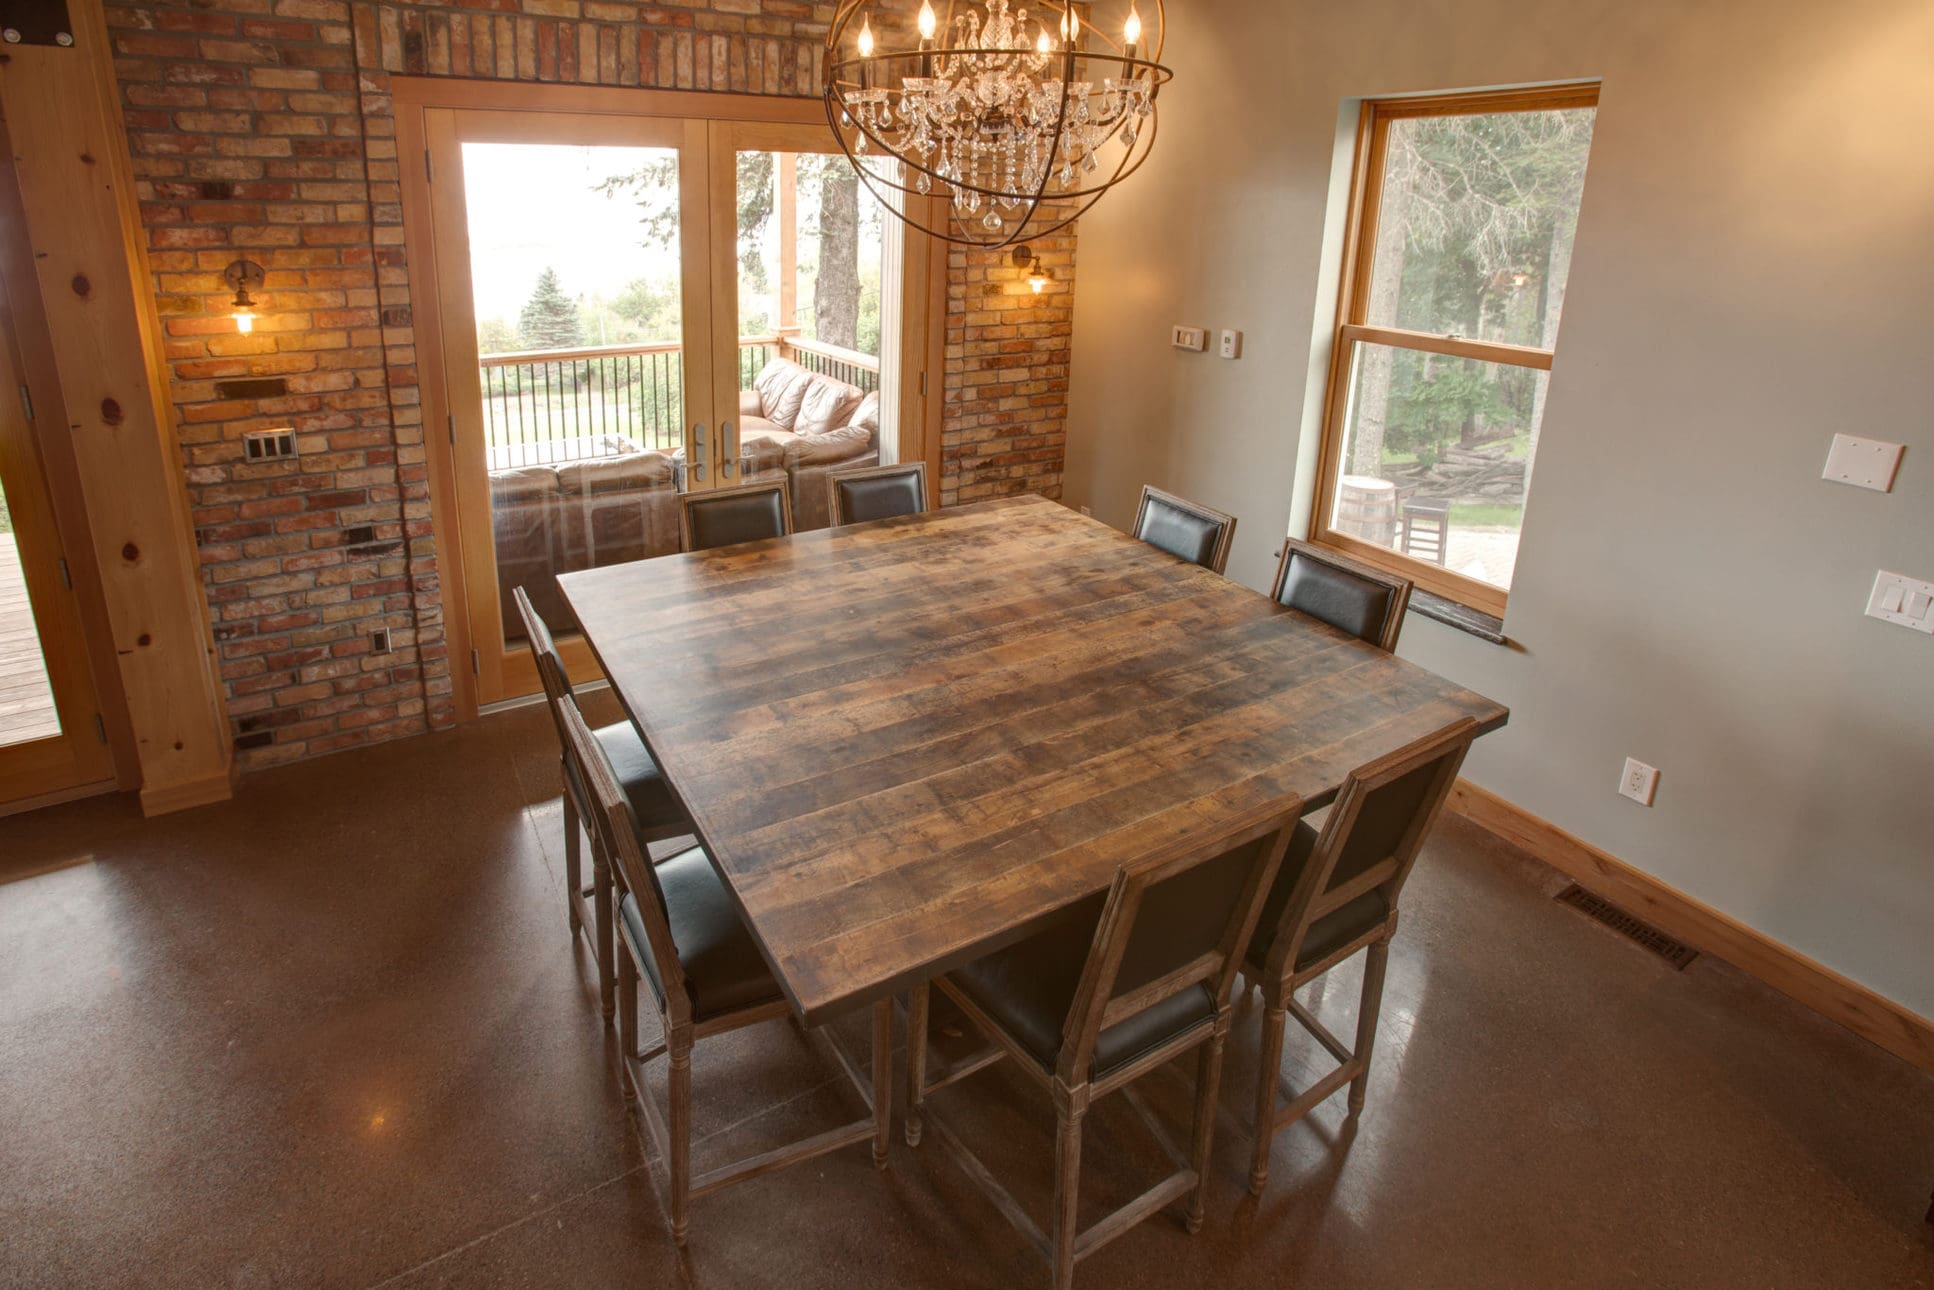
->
[1822,434,1903,492]
[1866,570,1934,634]
[1171,326,1206,352]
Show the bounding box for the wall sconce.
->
[222,259,265,332]
[1011,244,1053,294]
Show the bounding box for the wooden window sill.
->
[1407,589,1507,645]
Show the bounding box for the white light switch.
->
[1822,434,1904,492]
[1866,570,1934,634]
[1171,326,1206,352]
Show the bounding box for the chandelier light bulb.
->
[1123,3,1142,48]
[917,0,937,39]
[1037,28,1051,53]
[857,14,874,56]
[1061,5,1076,39]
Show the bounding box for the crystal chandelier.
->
[823,0,1170,248]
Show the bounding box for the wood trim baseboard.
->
[1447,779,1934,1077]
[138,763,239,817]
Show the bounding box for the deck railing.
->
[479,336,877,467]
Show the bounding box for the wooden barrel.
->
[1335,475,1398,546]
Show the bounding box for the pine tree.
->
[518,267,584,350]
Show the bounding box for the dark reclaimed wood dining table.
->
[559,494,1507,1026]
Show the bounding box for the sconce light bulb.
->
[1029,275,1046,294]
[1123,3,1142,47]
[857,14,874,56]
[917,0,937,39]
[233,310,255,334]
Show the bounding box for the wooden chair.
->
[1241,717,1478,1194]
[1271,537,1412,651]
[1399,495,1451,566]
[906,805,1300,1290]
[513,586,692,1022]
[678,479,792,553]
[554,690,893,1246]
[1131,485,1238,574]
[827,461,929,526]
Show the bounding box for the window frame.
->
[1309,83,1600,619]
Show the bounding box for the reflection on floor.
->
[0,532,60,747]
[2,696,1930,1288]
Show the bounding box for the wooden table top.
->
[560,494,1507,1024]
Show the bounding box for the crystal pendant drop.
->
[982,208,1002,232]
[916,170,932,194]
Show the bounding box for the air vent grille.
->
[243,428,297,461]
[1555,884,1699,970]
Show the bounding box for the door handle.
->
[687,423,706,482]
[716,419,736,479]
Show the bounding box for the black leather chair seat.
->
[1279,553,1395,645]
[836,472,923,523]
[1140,504,1223,569]
[619,846,784,1020]
[1246,822,1393,972]
[563,721,685,834]
[948,896,1218,1078]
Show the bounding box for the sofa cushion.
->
[794,372,866,437]
[554,451,678,572]
[754,359,815,431]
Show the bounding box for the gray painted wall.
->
[1062,0,1934,1016]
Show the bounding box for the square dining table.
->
[559,494,1508,1026]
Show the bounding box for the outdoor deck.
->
[0,532,60,748]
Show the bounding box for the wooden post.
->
[776,151,798,349]
[0,0,236,813]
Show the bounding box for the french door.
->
[400,85,938,711]
[0,259,115,807]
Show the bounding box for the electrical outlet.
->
[1618,757,1659,806]
[1171,325,1206,352]
[369,627,393,654]
[1218,329,1243,359]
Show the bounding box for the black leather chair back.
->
[830,462,928,525]
[1272,539,1412,651]
[680,481,792,553]
[1132,485,1237,574]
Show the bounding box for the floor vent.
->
[1554,884,1699,970]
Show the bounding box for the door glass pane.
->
[734,151,899,530]
[0,480,60,747]
[1331,341,1548,592]
[1363,107,1594,347]
[462,142,684,645]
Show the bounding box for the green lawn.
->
[1449,501,1524,529]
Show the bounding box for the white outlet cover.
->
[1619,757,1659,806]
[1822,434,1903,492]
[1866,570,1934,634]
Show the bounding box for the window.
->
[1312,85,1598,618]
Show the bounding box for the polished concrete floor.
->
[3,696,1931,1289]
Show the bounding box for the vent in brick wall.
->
[1555,884,1699,969]
[242,428,297,462]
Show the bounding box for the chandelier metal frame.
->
[821,0,1171,249]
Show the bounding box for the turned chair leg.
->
[873,1000,893,1167]
[905,982,929,1146]
[1051,1103,1086,1290]
[591,839,615,1024]
[1186,1035,1225,1233]
[668,1029,693,1247]
[562,779,582,936]
[1349,936,1392,1114]
[1250,1000,1287,1195]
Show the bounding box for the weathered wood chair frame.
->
[1243,717,1477,1194]
[513,586,690,1022]
[1270,537,1414,652]
[676,478,794,553]
[555,691,893,1246]
[826,460,930,526]
[905,806,1300,1290]
[1131,484,1239,575]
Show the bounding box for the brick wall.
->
[103,0,1073,768]
[941,232,1073,507]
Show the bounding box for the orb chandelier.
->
[823,0,1171,249]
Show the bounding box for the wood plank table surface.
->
[560,494,1507,1025]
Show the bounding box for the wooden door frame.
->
[395,79,946,719]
